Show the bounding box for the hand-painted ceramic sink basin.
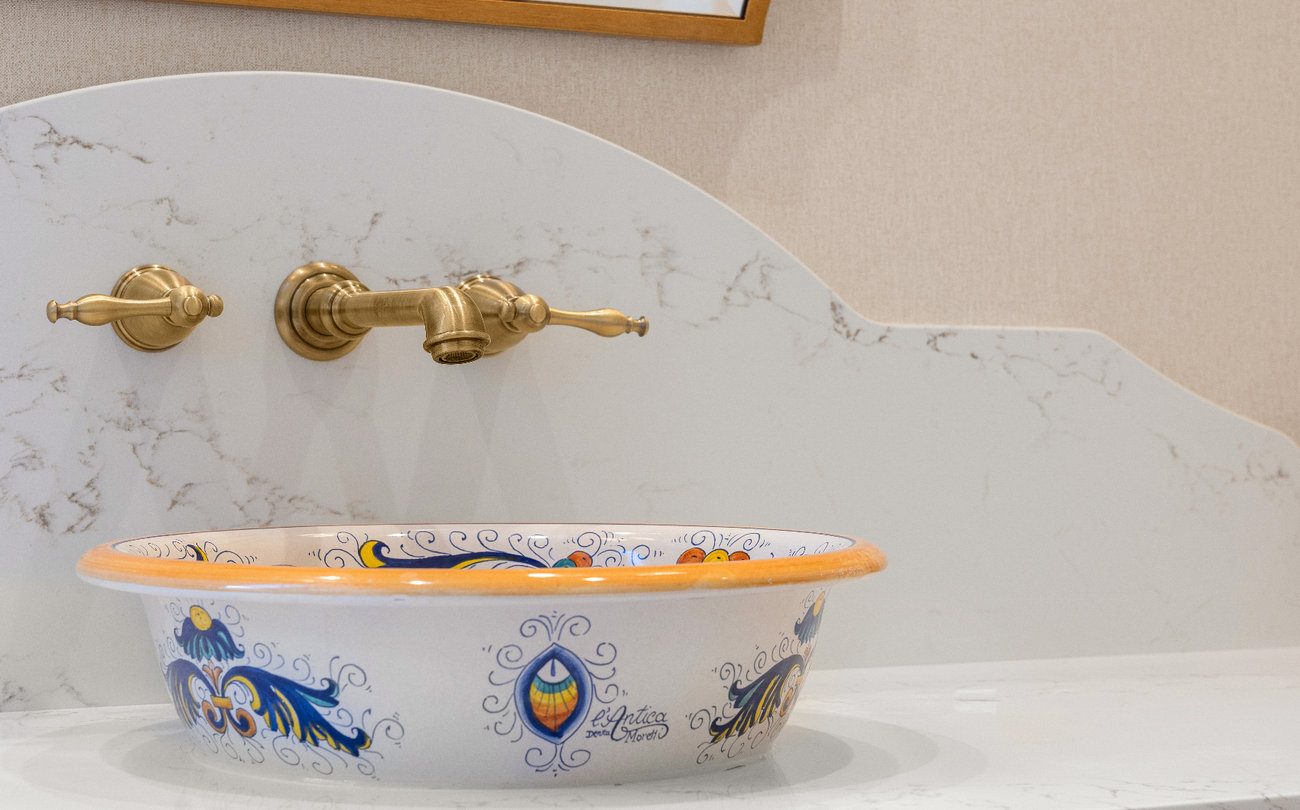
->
[78,524,886,787]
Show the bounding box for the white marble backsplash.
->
[1,73,1297,710]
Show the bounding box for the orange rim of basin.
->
[77,525,887,597]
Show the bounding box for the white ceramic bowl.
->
[79,524,886,787]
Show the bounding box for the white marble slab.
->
[0,73,1298,711]
[2,647,1298,809]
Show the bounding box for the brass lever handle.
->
[490,290,648,338]
[459,275,648,357]
[548,308,649,338]
[47,265,223,352]
[47,288,222,326]
[48,294,173,326]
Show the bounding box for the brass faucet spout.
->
[275,262,645,363]
[331,289,426,330]
[322,286,490,363]
[275,263,487,363]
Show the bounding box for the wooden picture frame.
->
[141,0,771,44]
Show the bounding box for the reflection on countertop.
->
[2,646,1297,809]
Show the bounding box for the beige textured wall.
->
[2,0,1297,441]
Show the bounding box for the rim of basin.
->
[77,523,887,597]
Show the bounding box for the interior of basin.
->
[111,524,858,570]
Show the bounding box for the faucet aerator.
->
[428,337,487,365]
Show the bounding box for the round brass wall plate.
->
[110,265,197,352]
[274,262,369,361]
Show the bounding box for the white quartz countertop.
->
[2,646,1297,809]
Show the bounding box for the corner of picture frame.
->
[141,0,772,45]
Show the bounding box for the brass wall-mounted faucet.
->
[47,265,223,352]
[274,262,647,363]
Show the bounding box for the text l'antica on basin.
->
[585,705,670,742]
